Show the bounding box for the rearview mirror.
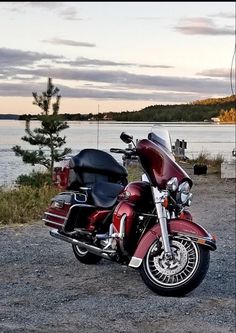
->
[120,132,133,144]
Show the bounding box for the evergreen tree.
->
[12,78,72,176]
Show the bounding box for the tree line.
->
[18,95,235,123]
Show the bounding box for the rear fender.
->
[128,219,216,268]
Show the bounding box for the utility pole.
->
[97,104,100,149]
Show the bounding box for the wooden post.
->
[173,139,187,159]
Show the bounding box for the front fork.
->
[152,186,172,259]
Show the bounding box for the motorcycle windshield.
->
[148,125,173,154]
[137,125,192,189]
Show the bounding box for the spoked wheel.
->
[140,236,210,296]
[72,244,102,264]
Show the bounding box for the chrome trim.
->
[62,203,96,231]
[141,213,157,217]
[166,177,178,192]
[44,212,66,220]
[119,214,126,239]
[50,229,116,260]
[152,186,172,257]
[43,219,64,227]
[141,174,149,182]
[119,214,127,255]
[95,214,127,254]
[52,191,88,204]
[175,233,217,251]
[128,256,143,268]
[101,223,114,250]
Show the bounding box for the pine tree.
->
[12,78,72,176]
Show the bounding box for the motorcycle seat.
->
[91,181,124,208]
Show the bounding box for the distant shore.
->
[0,116,235,124]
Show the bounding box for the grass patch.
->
[186,151,224,173]
[0,152,224,226]
[0,185,59,226]
[127,164,143,182]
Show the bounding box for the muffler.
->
[50,229,116,260]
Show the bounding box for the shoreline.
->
[0,118,235,124]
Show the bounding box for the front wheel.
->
[140,236,210,297]
[72,244,102,264]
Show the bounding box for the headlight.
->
[176,181,192,205]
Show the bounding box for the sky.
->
[0,1,235,115]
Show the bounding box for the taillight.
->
[53,166,70,188]
[52,158,73,189]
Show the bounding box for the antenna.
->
[230,44,236,96]
[97,104,100,149]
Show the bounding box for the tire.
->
[140,236,210,297]
[72,244,102,264]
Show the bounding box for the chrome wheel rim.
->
[145,237,199,287]
[75,245,88,256]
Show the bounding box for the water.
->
[0,120,235,186]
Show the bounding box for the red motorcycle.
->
[43,125,216,296]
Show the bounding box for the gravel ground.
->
[0,169,235,333]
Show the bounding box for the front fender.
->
[128,219,216,268]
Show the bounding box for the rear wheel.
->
[140,236,210,296]
[72,244,102,264]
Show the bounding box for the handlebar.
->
[110,147,137,157]
[110,148,126,154]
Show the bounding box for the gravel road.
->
[0,170,235,333]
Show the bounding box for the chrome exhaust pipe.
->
[50,229,116,260]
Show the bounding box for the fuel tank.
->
[113,181,153,237]
[119,181,153,206]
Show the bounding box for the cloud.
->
[0,48,63,70]
[138,64,172,69]
[4,2,82,20]
[4,1,63,12]
[175,17,235,35]
[0,81,202,103]
[35,68,229,92]
[196,68,231,78]
[59,6,83,21]
[0,47,172,78]
[0,48,230,101]
[2,66,230,96]
[0,82,39,96]
[58,57,173,69]
[57,86,200,103]
[0,45,173,69]
[0,74,8,80]
[0,46,172,71]
[42,38,96,48]
[210,12,235,19]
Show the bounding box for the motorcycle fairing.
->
[129,218,217,268]
[137,139,192,189]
